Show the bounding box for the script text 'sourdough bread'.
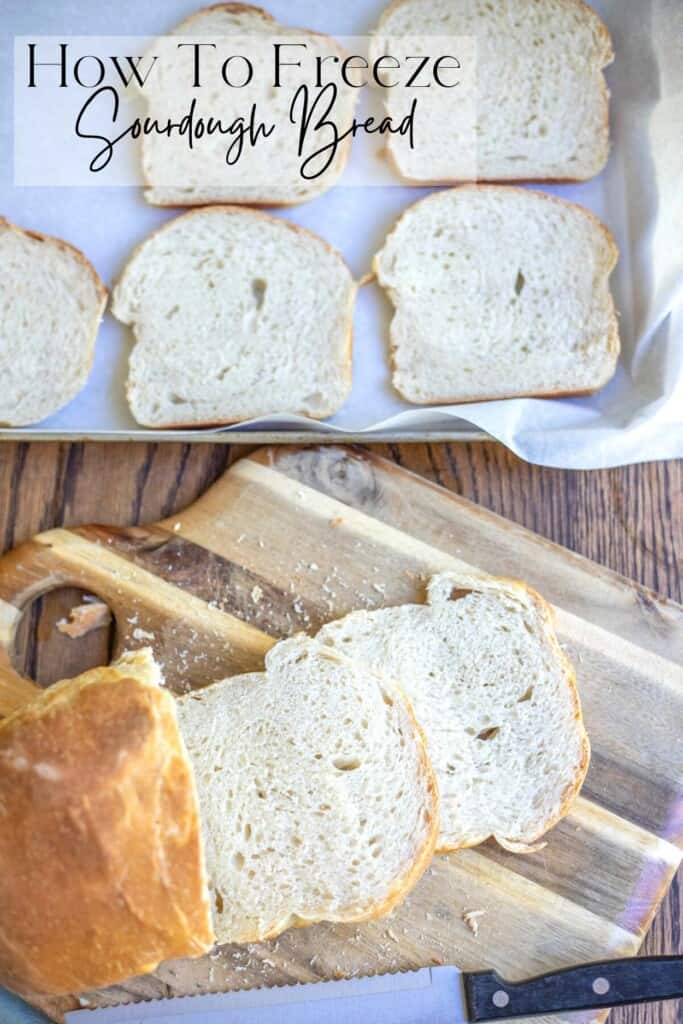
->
[373,186,619,404]
[111,207,357,427]
[141,3,358,207]
[317,572,590,853]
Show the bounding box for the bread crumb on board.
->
[56,601,111,639]
[463,909,486,936]
[132,626,155,642]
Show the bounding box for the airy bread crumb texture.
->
[373,0,613,182]
[111,207,356,427]
[0,218,106,427]
[177,636,438,944]
[317,572,589,852]
[374,186,619,404]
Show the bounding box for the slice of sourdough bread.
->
[176,636,439,944]
[373,186,619,404]
[317,572,589,853]
[141,4,357,207]
[0,218,106,427]
[0,650,213,997]
[371,0,613,183]
[111,207,356,427]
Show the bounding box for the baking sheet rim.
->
[0,428,489,444]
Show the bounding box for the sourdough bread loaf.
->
[373,186,619,404]
[371,0,613,183]
[177,636,439,944]
[111,207,356,427]
[317,572,589,852]
[141,4,358,206]
[0,637,437,993]
[0,218,106,427]
[0,651,213,997]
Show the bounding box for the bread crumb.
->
[251,585,263,605]
[330,516,344,527]
[463,909,486,936]
[57,601,111,638]
[132,626,155,642]
[498,837,548,854]
[173,521,182,532]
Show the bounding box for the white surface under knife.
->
[65,957,683,1024]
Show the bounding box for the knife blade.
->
[65,956,683,1024]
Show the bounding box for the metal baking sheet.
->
[1,0,681,468]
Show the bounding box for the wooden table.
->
[0,440,680,1024]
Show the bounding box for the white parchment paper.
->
[1,0,681,468]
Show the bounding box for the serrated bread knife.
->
[65,956,683,1023]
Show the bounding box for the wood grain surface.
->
[0,441,681,1024]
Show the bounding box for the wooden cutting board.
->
[1,446,682,1024]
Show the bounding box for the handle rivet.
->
[492,990,510,1008]
[592,978,610,996]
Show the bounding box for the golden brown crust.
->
[373,184,620,406]
[184,1,276,24]
[375,0,613,185]
[0,654,214,997]
[427,573,590,854]
[113,206,356,430]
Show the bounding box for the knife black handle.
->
[464,956,683,1021]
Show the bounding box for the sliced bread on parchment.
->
[0,650,213,997]
[111,207,356,427]
[0,218,106,427]
[317,572,589,853]
[177,636,438,944]
[141,4,358,207]
[373,186,619,404]
[371,0,613,183]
